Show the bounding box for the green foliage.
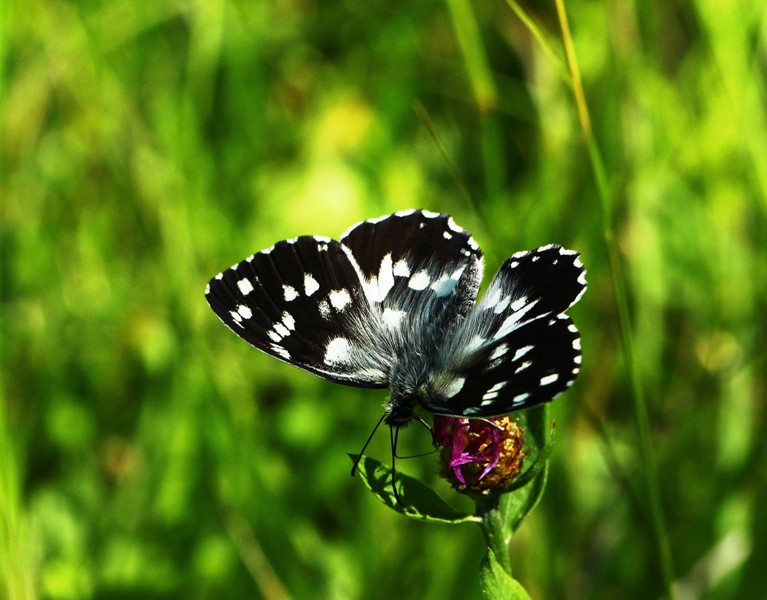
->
[2,0,767,598]
[500,405,553,533]
[480,550,531,600]
[351,454,479,524]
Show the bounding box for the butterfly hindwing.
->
[421,244,586,416]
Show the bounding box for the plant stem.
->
[553,0,677,597]
[478,496,512,575]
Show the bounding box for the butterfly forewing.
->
[206,236,387,387]
[421,244,586,416]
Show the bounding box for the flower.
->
[434,415,525,495]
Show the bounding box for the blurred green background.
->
[2,0,766,598]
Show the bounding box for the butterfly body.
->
[206,210,586,429]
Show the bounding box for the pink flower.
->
[434,415,525,495]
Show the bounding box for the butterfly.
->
[205,209,586,436]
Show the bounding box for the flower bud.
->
[434,415,525,495]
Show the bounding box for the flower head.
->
[434,415,525,495]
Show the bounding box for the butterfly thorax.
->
[384,356,438,427]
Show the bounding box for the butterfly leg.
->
[350,412,387,476]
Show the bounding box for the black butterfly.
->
[206,210,586,432]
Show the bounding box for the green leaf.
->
[350,454,480,524]
[505,464,548,533]
[503,405,553,532]
[479,549,532,600]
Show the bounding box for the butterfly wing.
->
[206,236,388,386]
[206,210,485,389]
[421,244,587,416]
[339,209,483,329]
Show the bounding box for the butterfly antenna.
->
[390,425,404,505]
[351,412,387,476]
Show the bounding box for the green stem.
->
[478,496,512,575]
[552,0,677,597]
[445,0,498,113]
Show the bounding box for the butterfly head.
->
[384,385,420,427]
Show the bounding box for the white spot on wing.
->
[268,312,295,341]
[494,296,510,314]
[304,274,320,296]
[318,300,331,319]
[237,305,253,319]
[381,307,406,328]
[509,297,527,312]
[490,344,508,360]
[329,289,352,311]
[431,274,459,297]
[281,312,295,330]
[324,337,352,365]
[270,344,290,360]
[443,377,466,398]
[481,381,507,405]
[512,345,534,362]
[446,217,463,233]
[408,271,431,290]
[493,299,541,339]
[540,373,559,386]
[512,392,531,405]
[283,285,298,301]
[515,361,532,374]
[237,278,254,295]
[484,288,501,309]
[374,253,395,302]
[393,259,410,277]
[465,335,486,354]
